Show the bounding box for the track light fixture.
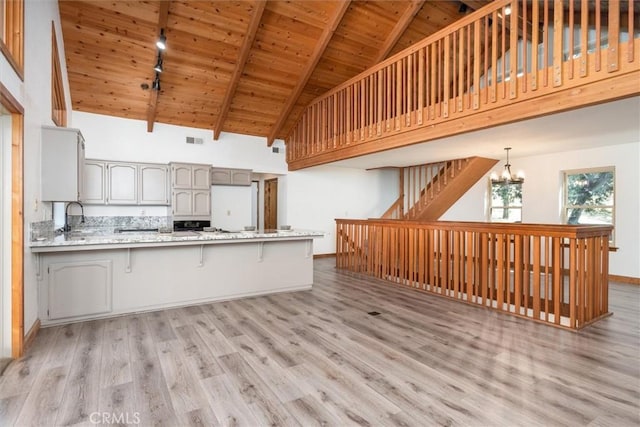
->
[154,53,163,73]
[156,29,167,50]
[152,73,161,91]
[148,29,166,92]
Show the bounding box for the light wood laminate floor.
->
[1,258,639,426]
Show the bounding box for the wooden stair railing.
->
[287,0,640,171]
[405,159,466,220]
[336,219,613,330]
[382,157,498,221]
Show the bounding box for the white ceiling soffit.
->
[329,96,640,169]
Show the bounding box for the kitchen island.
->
[31,229,324,325]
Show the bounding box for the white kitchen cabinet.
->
[172,190,193,217]
[172,190,211,217]
[139,163,169,205]
[231,169,252,186]
[107,162,138,204]
[193,190,211,216]
[82,160,169,205]
[211,167,252,186]
[171,164,193,189]
[170,162,212,219]
[41,126,85,201]
[210,168,231,185]
[47,260,112,320]
[193,165,211,189]
[82,160,106,204]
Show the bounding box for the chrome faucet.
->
[63,201,85,232]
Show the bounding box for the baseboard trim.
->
[314,253,336,259]
[610,275,640,285]
[23,319,41,351]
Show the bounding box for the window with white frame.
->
[563,166,615,232]
[489,181,522,222]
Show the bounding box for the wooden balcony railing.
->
[336,219,613,330]
[287,0,640,170]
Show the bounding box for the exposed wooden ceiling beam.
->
[213,0,266,140]
[372,0,425,64]
[146,0,170,133]
[266,0,351,146]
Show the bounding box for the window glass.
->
[564,169,614,225]
[490,182,522,223]
[563,167,615,243]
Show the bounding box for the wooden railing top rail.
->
[336,218,613,239]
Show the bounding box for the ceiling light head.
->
[504,5,512,16]
[152,73,161,91]
[156,29,167,50]
[491,147,524,184]
[154,53,163,73]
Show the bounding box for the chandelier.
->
[491,147,524,184]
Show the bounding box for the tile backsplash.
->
[30,216,171,240]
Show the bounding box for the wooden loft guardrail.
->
[336,219,613,331]
[286,0,640,171]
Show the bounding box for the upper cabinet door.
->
[192,190,211,216]
[139,164,169,205]
[231,170,252,186]
[107,163,137,204]
[210,168,232,185]
[192,165,211,189]
[172,190,193,217]
[82,160,106,204]
[41,126,85,201]
[172,164,193,188]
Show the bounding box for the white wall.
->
[72,111,287,173]
[281,166,399,254]
[441,142,640,278]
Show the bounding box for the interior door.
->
[264,178,277,230]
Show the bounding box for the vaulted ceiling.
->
[59,0,492,143]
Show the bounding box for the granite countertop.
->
[30,228,325,252]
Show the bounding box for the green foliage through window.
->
[564,169,614,225]
[490,182,522,222]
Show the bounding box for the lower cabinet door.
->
[48,260,112,320]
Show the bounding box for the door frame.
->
[1,82,24,358]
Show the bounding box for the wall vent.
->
[272,147,280,153]
[186,136,204,144]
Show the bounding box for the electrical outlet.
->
[140,210,146,216]
[226,210,231,216]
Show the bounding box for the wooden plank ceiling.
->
[60,0,492,142]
